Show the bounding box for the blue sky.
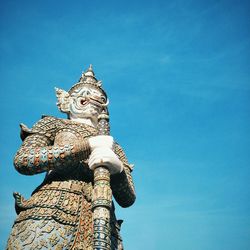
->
[0,0,249,249]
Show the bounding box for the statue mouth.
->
[80,98,88,106]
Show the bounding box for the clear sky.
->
[0,0,249,249]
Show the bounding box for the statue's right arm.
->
[14,132,90,175]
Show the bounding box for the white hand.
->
[88,147,123,174]
[88,135,114,150]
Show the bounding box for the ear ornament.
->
[55,87,70,113]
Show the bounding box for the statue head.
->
[55,65,109,126]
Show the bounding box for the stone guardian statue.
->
[7,65,136,250]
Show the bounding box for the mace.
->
[92,110,112,250]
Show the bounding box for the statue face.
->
[69,85,107,120]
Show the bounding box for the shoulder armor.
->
[20,116,63,141]
[114,143,127,163]
[114,143,134,171]
[20,123,33,141]
[20,116,99,142]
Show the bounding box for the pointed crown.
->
[68,65,106,97]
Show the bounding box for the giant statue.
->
[7,65,136,250]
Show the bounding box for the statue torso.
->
[8,117,123,250]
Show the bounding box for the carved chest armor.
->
[7,116,130,249]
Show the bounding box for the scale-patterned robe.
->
[7,116,136,250]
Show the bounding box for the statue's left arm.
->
[111,143,136,208]
[13,117,90,175]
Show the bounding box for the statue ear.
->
[55,87,70,113]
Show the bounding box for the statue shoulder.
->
[114,142,134,172]
[114,142,127,161]
[20,115,65,141]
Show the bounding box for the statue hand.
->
[88,147,123,174]
[88,135,114,150]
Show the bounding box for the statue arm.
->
[14,132,90,175]
[111,144,136,207]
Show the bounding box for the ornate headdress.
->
[68,65,107,98]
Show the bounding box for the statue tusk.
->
[102,98,109,107]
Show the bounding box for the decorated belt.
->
[39,180,92,198]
